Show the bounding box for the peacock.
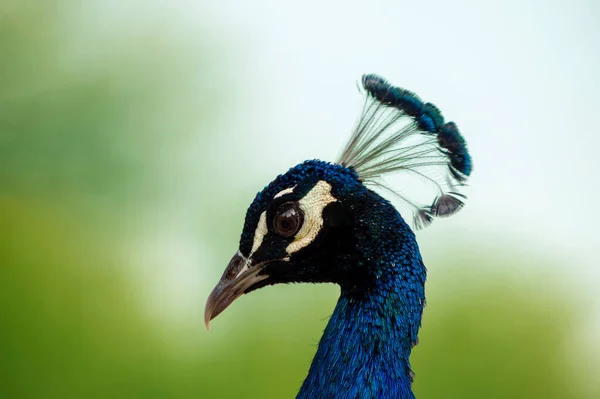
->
[205,74,472,398]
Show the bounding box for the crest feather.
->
[337,74,472,229]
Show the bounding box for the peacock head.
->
[204,74,472,328]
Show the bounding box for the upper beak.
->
[204,251,268,330]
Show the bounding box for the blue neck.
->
[296,237,425,399]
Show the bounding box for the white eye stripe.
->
[273,186,296,199]
[250,211,268,256]
[286,180,336,254]
[250,186,295,256]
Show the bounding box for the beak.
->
[204,251,269,330]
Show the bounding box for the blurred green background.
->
[1,1,599,398]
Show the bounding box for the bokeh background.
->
[1,1,599,398]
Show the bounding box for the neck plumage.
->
[297,220,426,399]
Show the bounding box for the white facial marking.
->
[287,180,336,254]
[273,185,296,199]
[250,211,267,255]
[233,250,250,278]
[250,186,295,256]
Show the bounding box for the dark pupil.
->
[275,207,299,237]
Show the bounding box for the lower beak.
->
[204,251,268,330]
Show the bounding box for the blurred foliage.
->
[0,1,598,399]
[413,262,589,398]
[0,1,218,212]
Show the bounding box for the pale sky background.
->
[78,1,600,343]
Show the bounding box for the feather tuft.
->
[419,103,444,133]
[438,122,472,179]
[431,193,465,217]
[337,74,472,229]
[362,74,424,116]
[414,209,434,230]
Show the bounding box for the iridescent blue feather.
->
[438,122,472,179]
[419,103,445,133]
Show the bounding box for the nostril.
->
[222,251,249,280]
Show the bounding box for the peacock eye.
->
[273,202,303,237]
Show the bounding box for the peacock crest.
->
[339,74,472,229]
